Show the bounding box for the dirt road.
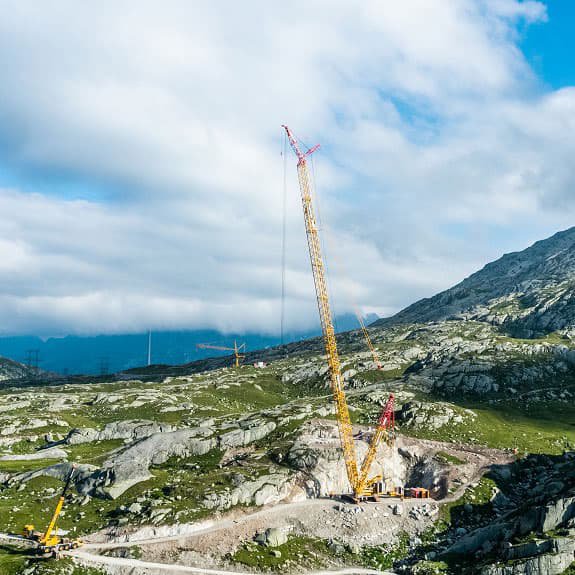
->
[69,438,510,574]
[70,550,392,575]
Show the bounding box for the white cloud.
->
[0,0,573,337]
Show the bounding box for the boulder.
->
[128,502,142,514]
[265,528,288,548]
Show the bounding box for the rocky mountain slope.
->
[0,313,377,376]
[0,316,573,574]
[1,228,575,575]
[374,227,575,338]
[0,356,33,382]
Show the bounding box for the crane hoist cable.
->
[357,392,395,491]
[319,223,383,370]
[281,131,288,347]
[295,141,381,370]
[358,315,382,370]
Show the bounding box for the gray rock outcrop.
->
[66,420,176,445]
[481,536,575,575]
[94,428,217,498]
[203,470,294,510]
[219,420,276,448]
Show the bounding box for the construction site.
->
[0,127,520,575]
[1,126,574,575]
[4,2,575,573]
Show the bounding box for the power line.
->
[24,349,40,380]
[281,131,288,347]
[98,356,109,376]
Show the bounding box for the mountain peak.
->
[374,226,575,337]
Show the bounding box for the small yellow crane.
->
[197,341,246,368]
[23,465,82,556]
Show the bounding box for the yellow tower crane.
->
[197,341,246,368]
[282,125,392,500]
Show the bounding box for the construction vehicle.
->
[370,484,430,500]
[23,465,82,556]
[282,125,399,502]
[197,341,246,368]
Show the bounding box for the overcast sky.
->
[1,0,574,337]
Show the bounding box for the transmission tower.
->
[24,349,40,380]
[98,356,109,376]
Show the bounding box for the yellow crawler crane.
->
[357,392,395,494]
[23,464,82,556]
[282,125,392,500]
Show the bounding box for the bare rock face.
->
[282,363,330,387]
[1,418,68,437]
[3,411,282,500]
[66,420,176,445]
[539,495,575,533]
[374,226,575,338]
[0,400,31,413]
[96,428,217,498]
[0,356,34,382]
[515,497,575,537]
[285,446,318,471]
[219,420,276,448]
[398,401,472,430]
[283,420,441,497]
[11,462,98,487]
[444,467,575,575]
[203,470,294,510]
[481,536,575,575]
[0,447,68,461]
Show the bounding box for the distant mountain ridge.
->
[0,313,378,376]
[374,226,575,337]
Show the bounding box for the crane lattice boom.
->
[282,125,395,500]
[357,393,395,493]
[282,125,361,490]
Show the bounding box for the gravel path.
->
[70,549,391,575]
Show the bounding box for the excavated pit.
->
[284,419,451,500]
